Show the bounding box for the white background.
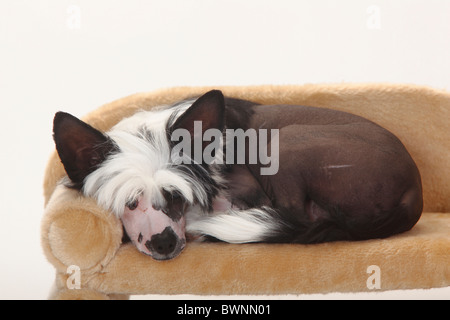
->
[0,0,449,300]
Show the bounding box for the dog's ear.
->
[53,112,116,189]
[170,90,225,135]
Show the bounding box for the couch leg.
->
[108,294,130,300]
[48,281,130,300]
[49,288,129,300]
[49,287,113,300]
[48,272,130,300]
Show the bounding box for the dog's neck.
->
[214,99,276,210]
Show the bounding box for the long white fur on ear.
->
[186,207,279,243]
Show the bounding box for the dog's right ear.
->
[169,90,225,137]
[53,112,116,189]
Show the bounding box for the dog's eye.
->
[172,192,182,200]
[160,189,186,221]
[162,189,183,202]
[126,199,139,211]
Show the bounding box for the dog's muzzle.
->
[121,197,186,260]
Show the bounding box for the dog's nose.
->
[146,226,178,256]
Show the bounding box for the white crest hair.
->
[82,100,212,217]
[78,97,284,245]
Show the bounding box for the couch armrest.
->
[41,184,123,275]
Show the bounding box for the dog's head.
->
[53,90,225,260]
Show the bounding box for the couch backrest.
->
[44,84,450,212]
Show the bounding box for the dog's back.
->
[189,96,423,243]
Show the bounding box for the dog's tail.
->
[186,207,285,243]
[186,206,348,244]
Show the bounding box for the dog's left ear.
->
[170,90,225,135]
[53,112,116,189]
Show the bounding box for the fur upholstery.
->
[41,84,450,299]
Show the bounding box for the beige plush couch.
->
[41,84,450,300]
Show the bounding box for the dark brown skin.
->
[224,101,423,242]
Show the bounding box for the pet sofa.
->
[41,83,450,300]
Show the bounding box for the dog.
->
[53,90,423,260]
